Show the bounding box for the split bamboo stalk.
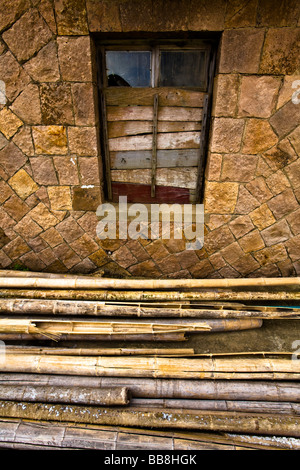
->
[0,332,187,342]
[0,384,130,406]
[1,374,299,401]
[1,418,290,450]
[0,298,298,319]
[0,288,299,302]
[0,274,299,290]
[131,398,300,414]
[0,401,299,437]
[4,346,195,356]
[1,354,300,379]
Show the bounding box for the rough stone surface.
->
[0,108,23,139]
[32,126,68,155]
[210,118,245,153]
[238,76,281,118]
[219,29,265,73]
[8,169,38,199]
[242,119,278,154]
[24,42,60,82]
[260,28,300,74]
[204,182,239,214]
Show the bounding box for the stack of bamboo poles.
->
[0,270,299,450]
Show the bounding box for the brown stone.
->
[206,215,231,231]
[188,0,225,30]
[176,250,199,269]
[260,28,300,75]
[235,186,260,215]
[4,194,30,221]
[13,127,35,156]
[0,108,23,139]
[54,0,88,35]
[248,264,281,278]
[3,8,52,62]
[263,146,297,172]
[209,252,226,270]
[255,157,273,178]
[270,100,300,140]
[78,157,100,185]
[250,203,276,231]
[8,169,38,199]
[72,187,101,211]
[119,0,153,32]
[277,258,296,277]
[57,36,93,82]
[157,254,182,275]
[277,76,300,110]
[239,229,265,253]
[287,208,300,236]
[0,180,13,204]
[70,233,99,258]
[212,74,239,118]
[125,240,149,262]
[145,239,169,262]
[86,0,122,32]
[68,127,98,157]
[24,42,60,82]
[288,126,300,156]
[152,0,189,31]
[128,259,161,278]
[27,235,48,253]
[221,242,260,275]
[189,259,215,278]
[48,186,72,211]
[40,83,74,125]
[0,250,12,268]
[257,0,300,26]
[40,227,64,248]
[0,52,31,102]
[72,83,97,126]
[70,257,96,274]
[3,236,30,260]
[32,126,68,155]
[10,84,41,125]
[0,0,31,33]
[38,0,57,33]
[77,211,98,238]
[219,28,265,73]
[238,76,281,118]
[285,235,300,261]
[210,118,244,153]
[162,237,186,254]
[203,225,235,255]
[30,157,58,185]
[55,216,84,244]
[53,242,81,269]
[261,220,292,247]
[204,182,239,214]
[111,244,137,269]
[0,142,27,177]
[267,189,299,220]
[285,159,300,189]
[266,170,291,196]
[38,247,58,266]
[14,215,43,240]
[0,207,17,232]
[205,153,222,181]
[53,156,79,185]
[245,177,273,204]
[46,259,68,273]
[29,202,58,230]
[242,119,278,154]
[253,243,287,265]
[221,154,258,182]
[225,0,258,28]
[89,248,109,267]
[0,228,10,249]
[229,215,255,239]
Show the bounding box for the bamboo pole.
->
[0,354,299,379]
[1,374,299,401]
[0,332,187,342]
[0,401,299,437]
[1,418,291,450]
[0,274,299,290]
[4,346,195,356]
[0,298,298,319]
[0,384,130,406]
[0,288,299,302]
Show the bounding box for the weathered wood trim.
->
[105,88,205,107]
[107,106,202,122]
[110,149,199,169]
[108,132,200,151]
[111,168,198,189]
[151,94,159,197]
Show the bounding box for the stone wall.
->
[0,0,299,278]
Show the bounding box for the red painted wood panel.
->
[111,182,191,203]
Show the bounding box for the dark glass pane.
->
[159,50,206,87]
[106,51,151,87]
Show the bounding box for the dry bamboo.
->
[4,346,195,356]
[0,298,298,319]
[131,398,300,414]
[0,384,130,406]
[1,288,299,302]
[0,401,299,437]
[0,354,299,379]
[0,274,298,290]
[1,418,290,450]
[1,374,299,401]
[0,332,187,342]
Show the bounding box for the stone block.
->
[0,250,12,268]
[263,146,297,172]
[235,186,260,214]
[277,76,300,110]
[40,83,74,125]
[210,118,245,153]
[13,127,35,156]
[68,127,98,157]
[8,169,38,199]
[242,119,278,154]
[176,250,199,269]
[3,8,52,62]
[288,126,300,156]
[89,248,109,267]
[78,157,100,185]
[53,156,79,185]
[206,215,231,231]
[253,243,287,265]
[157,254,182,275]
[72,83,97,126]
[250,203,276,231]
[257,0,300,26]
[266,170,291,196]
[29,202,58,230]
[3,236,30,260]
[57,36,93,82]
[0,0,31,33]
[229,215,254,239]
[238,75,281,118]
[212,74,239,118]
[260,28,300,75]
[38,0,57,34]
[20,250,46,271]
[239,229,265,253]
[77,211,98,238]
[54,0,88,35]
[14,214,43,240]
[0,180,13,204]
[287,208,300,236]
[219,28,265,73]
[3,194,30,221]
[53,242,81,269]
[125,239,149,262]
[40,226,64,248]
[205,153,222,181]
[189,259,215,278]
[261,219,292,247]
[0,142,26,177]
[70,233,99,258]
[38,246,58,266]
[188,0,225,30]
[32,126,68,155]
[27,235,48,253]
[128,259,161,278]
[30,157,58,185]
[86,0,122,32]
[70,257,96,274]
[277,258,296,277]
[285,235,300,261]
[203,225,235,255]
[0,108,23,139]
[270,100,300,140]
[246,176,273,203]
[119,0,153,31]
[153,0,189,31]
[111,244,137,269]
[145,239,169,262]
[204,181,239,214]
[56,216,84,244]
[24,42,60,82]
[285,159,300,189]
[72,187,101,211]
[48,186,72,211]
[0,52,31,102]
[10,84,41,126]
[221,154,258,182]
[225,0,258,28]
[267,188,299,220]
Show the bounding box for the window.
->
[97,39,216,204]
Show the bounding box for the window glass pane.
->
[159,50,206,87]
[106,51,151,87]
